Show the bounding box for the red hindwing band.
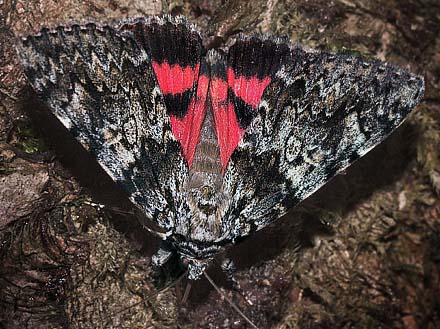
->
[153,61,271,171]
[212,70,272,171]
[170,75,209,167]
[152,62,200,95]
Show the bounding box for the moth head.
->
[169,239,221,280]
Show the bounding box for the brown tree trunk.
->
[1,1,439,328]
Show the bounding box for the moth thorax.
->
[190,181,218,215]
[186,178,224,241]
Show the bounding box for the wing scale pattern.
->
[118,16,208,167]
[222,42,424,235]
[18,22,190,234]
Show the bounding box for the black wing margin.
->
[118,15,205,118]
[222,39,424,236]
[17,23,189,234]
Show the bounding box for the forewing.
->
[119,16,208,167]
[18,23,188,233]
[222,40,424,235]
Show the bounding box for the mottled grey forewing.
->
[18,24,189,234]
[223,44,424,235]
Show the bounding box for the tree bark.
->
[1,0,439,328]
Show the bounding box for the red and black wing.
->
[119,16,208,167]
[219,36,424,238]
[209,37,290,171]
[19,17,204,236]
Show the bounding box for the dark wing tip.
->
[228,34,292,80]
[117,15,203,67]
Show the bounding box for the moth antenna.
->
[90,204,168,237]
[203,272,259,329]
[83,200,133,216]
[106,206,137,217]
[214,258,254,306]
[102,270,187,325]
[181,281,192,304]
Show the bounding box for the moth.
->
[18,15,424,282]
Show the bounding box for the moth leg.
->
[151,241,187,288]
[151,242,174,268]
[221,258,237,278]
[221,258,254,306]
